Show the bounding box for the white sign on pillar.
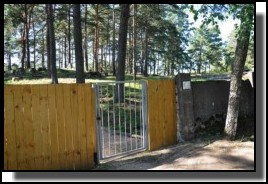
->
[182,81,191,90]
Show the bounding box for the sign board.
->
[182,81,191,90]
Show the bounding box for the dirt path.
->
[95,139,254,170]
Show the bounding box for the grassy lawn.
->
[4,68,173,85]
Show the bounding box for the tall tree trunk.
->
[62,41,64,68]
[42,29,45,68]
[68,5,72,68]
[198,47,202,74]
[100,43,103,71]
[25,5,34,69]
[58,43,61,69]
[140,31,144,74]
[224,5,253,140]
[20,23,26,70]
[143,27,149,76]
[84,4,89,71]
[71,43,74,68]
[94,4,99,72]
[46,6,51,77]
[128,24,132,74]
[73,4,85,83]
[25,5,31,69]
[64,36,67,68]
[106,14,110,72]
[115,4,130,103]
[132,4,137,80]
[153,52,156,75]
[47,4,58,84]
[112,4,116,76]
[8,54,12,70]
[32,21,36,69]
[92,40,95,71]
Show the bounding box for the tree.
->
[112,4,116,76]
[83,4,89,71]
[115,4,130,103]
[224,4,254,139]
[47,4,58,84]
[188,25,222,73]
[132,4,137,80]
[93,4,100,72]
[73,4,85,83]
[191,4,254,139]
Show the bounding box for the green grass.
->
[4,67,175,85]
[98,83,143,135]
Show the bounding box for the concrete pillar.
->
[175,73,194,142]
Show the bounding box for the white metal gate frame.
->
[94,81,148,162]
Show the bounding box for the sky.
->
[3,5,246,66]
[187,7,240,43]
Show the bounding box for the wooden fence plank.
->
[22,85,35,169]
[31,85,43,169]
[164,81,170,145]
[4,86,17,170]
[85,86,95,168]
[4,93,7,170]
[63,84,74,170]
[13,85,26,169]
[47,85,58,169]
[55,85,66,169]
[4,84,98,170]
[147,80,177,151]
[70,84,81,170]
[147,81,157,151]
[169,80,177,144]
[90,88,97,158]
[39,85,51,170]
[160,81,165,147]
[77,84,88,169]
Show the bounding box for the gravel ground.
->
[95,138,254,170]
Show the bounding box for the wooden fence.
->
[147,80,177,151]
[4,84,96,170]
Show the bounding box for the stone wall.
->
[192,80,254,121]
[175,73,254,141]
[191,80,254,134]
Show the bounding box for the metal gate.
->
[94,81,148,161]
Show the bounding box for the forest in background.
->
[4,4,254,79]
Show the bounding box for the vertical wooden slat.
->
[47,85,58,169]
[77,84,89,169]
[70,84,81,169]
[4,85,17,170]
[4,92,7,170]
[164,81,170,145]
[4,84,98,170]
[169,80,177,145]
[159,81,165,147]
[85,85,95,167]
[55,85,66,169]
[63,84,74,170]
[31,85,43,169]
[90,88,97,157]
[147,80,177,151]
[164,80,176,146]
[39,85,50,169]
[13,85,25,169]
[147,81,157,151]
[22,85,35,169]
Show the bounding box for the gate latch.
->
[96,117,101,121]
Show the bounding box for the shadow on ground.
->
[94,134,254,170]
